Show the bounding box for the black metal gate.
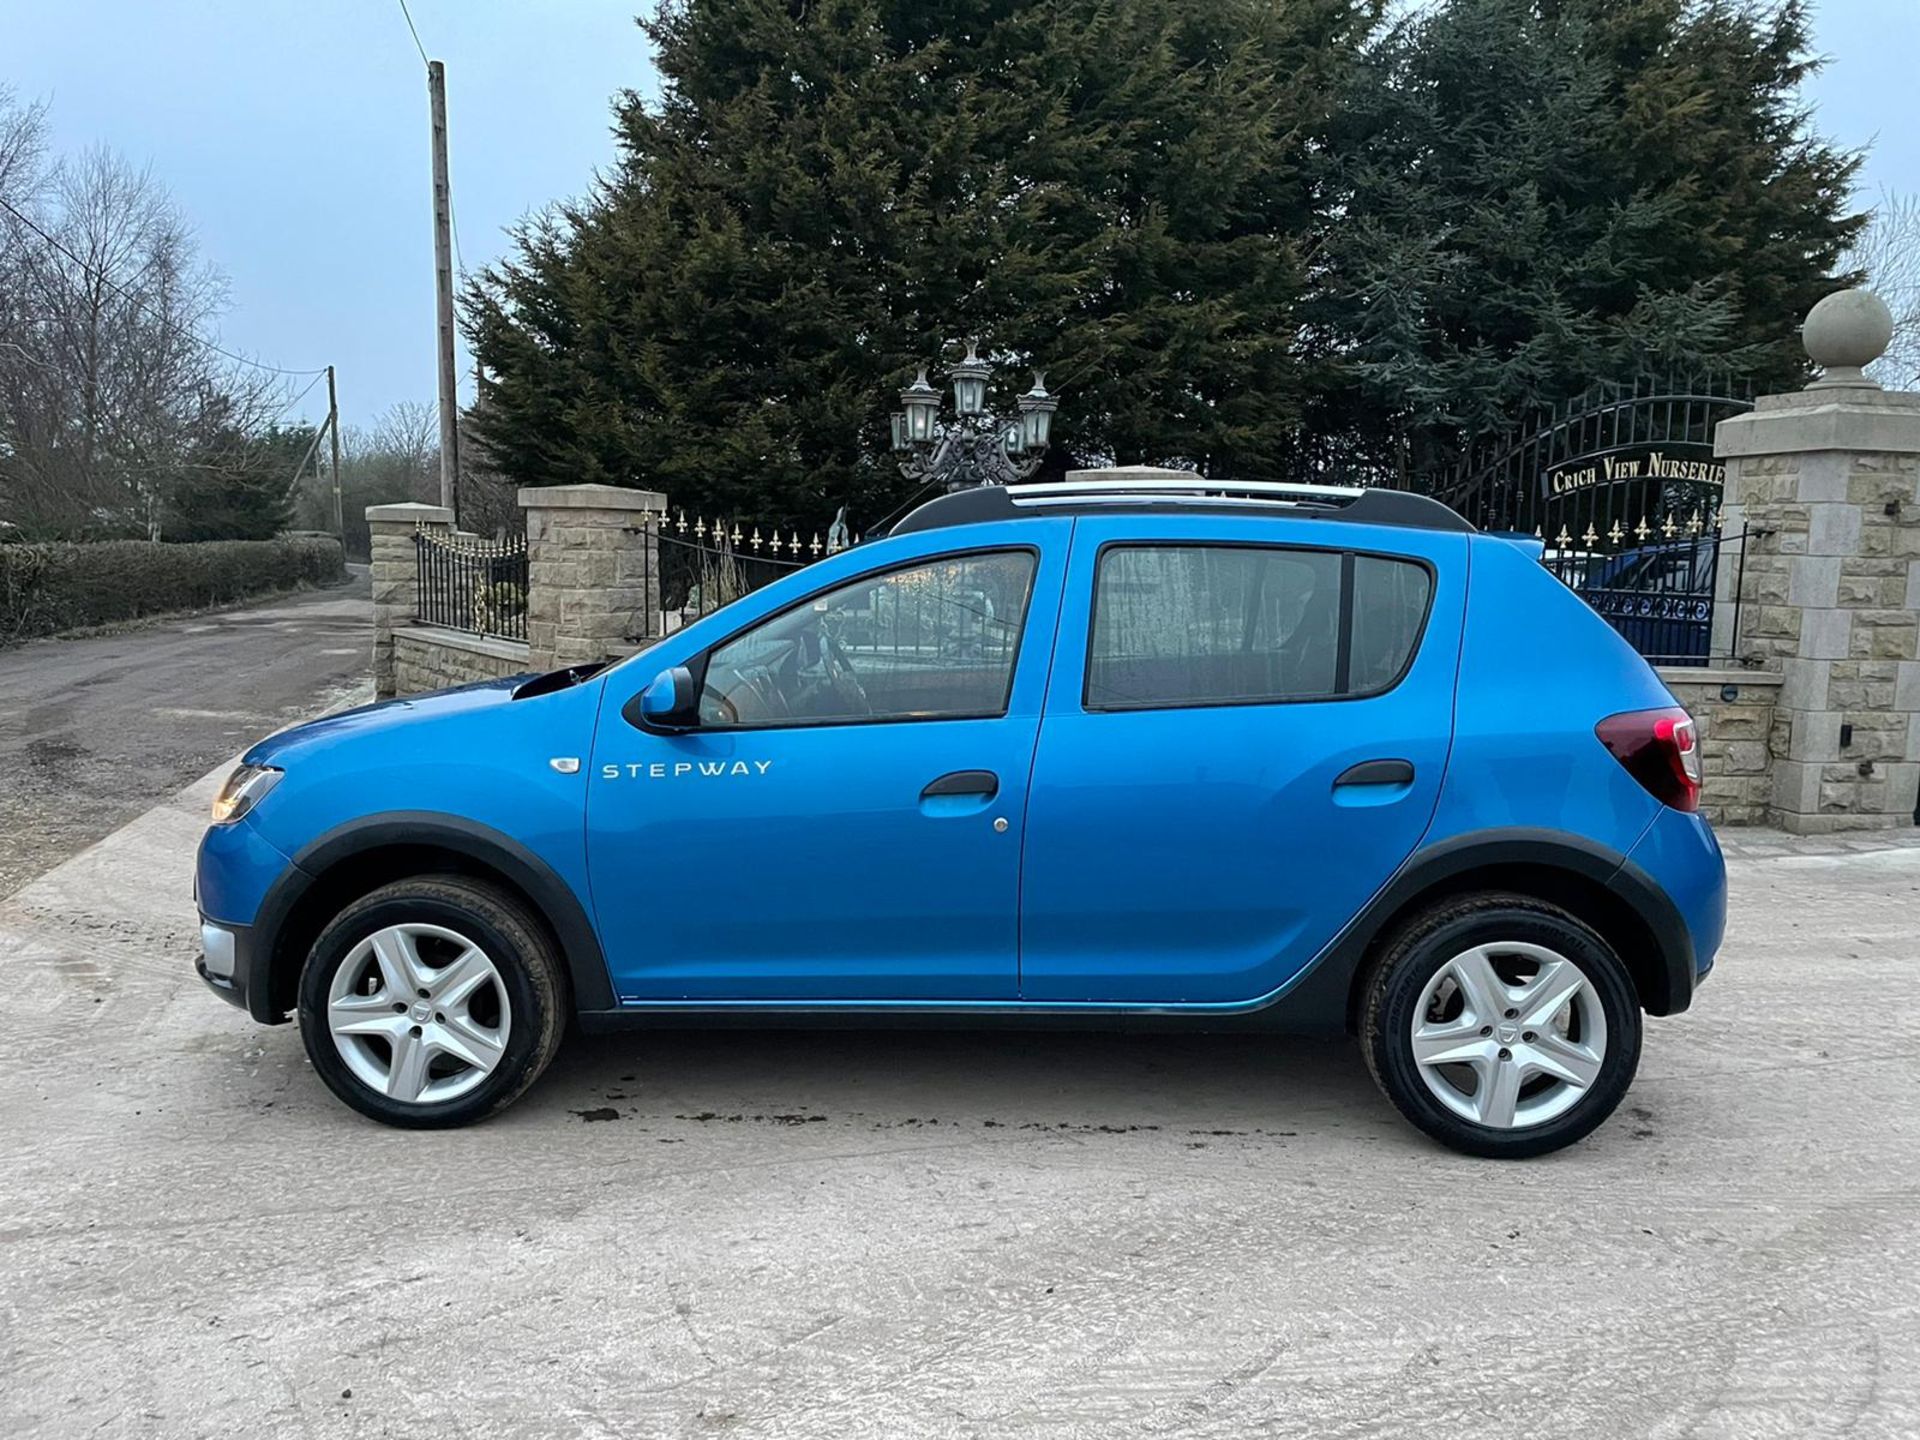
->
[626,510,857,643]
[1437,373,1754,665]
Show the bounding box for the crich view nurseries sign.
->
[1543,447,1727,497]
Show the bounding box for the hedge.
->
[0,535,348,644]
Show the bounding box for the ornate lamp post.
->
[891,342,1059,489]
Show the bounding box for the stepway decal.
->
[601,760,775,780]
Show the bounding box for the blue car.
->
[196,477,1725,1157]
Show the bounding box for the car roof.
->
[885,478,1475,538]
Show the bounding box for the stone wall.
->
[1656,667,1783,827]
[392,625,532,694]
[1717,374,1920,831]
[520,484,667,671]
[366,502,453,700]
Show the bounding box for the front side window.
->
[1087,544,1431,710]
[700,550,1037,727]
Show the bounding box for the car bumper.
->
[196,915,258,1011]
[196,817,300,1023]
[1622,805,1728,1004]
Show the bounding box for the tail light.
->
[1595,707,1701,813]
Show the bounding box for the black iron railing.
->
[414,530,529,641]
[625,512,852,641]
[1539,524,1757,668]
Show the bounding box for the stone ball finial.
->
[1803,288,1893,389]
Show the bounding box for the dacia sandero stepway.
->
[195,478,1725,1157]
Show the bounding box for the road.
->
[0,574,371,898]
[0,759,1915,1437]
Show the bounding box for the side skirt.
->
[578,960,1356,1035]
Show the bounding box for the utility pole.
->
[326,364,343,536]
[428,59,461,521]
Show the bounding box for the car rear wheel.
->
[1361,892,1642,1158]
[297,877,568,1128]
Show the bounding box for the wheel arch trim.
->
[1276,824,1696,1032]
[242,810,613,1023]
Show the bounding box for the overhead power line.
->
[393,0,467,514]
[396,0,430,67]
[0,194,329,380]
[272,369,329,423]
[393,1,468,275]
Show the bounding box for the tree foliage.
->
[466,0,1864,520]
[162,414,304,542]
[1322,0,1861,475]
[466,0,1379,526]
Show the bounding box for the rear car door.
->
[587,522,1070,1002]
[1018,512,1467,1004]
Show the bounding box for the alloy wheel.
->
[325,923,512,1105]
[1410,941,1608,1131]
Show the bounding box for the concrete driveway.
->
[1,768,1917,1438]
[0,573,371,899]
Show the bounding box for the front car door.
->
[1019,512,1466,1005]
[587,521,1070,1002]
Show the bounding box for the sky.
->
[5,0,651,434]
[5,0,1918,433]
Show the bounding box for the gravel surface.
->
[0,575,370,899]
[1,767,1915,1439]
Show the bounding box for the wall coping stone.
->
[1064,464,1195,483]
[399,623,532,665]
[366,501,453,524]
[518,483,667,512]
[1656,666,1783,689]
[1715,389,1920,459]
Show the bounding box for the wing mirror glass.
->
[638,664,699,730]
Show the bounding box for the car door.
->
[1019,512,1466,1005]
[587,521,1069,1002]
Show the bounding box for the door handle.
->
[921,769,1000,800]
[1333,759,1415,788]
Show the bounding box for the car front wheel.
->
[297,876,568,1128]
[1362,892,1642,1158]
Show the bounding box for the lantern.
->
[948,342,991,417]
[898,369,940,444]
[1017,371,1058,452]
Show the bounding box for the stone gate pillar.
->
[1714,290,1920,832]
[518,484,668,671]
[366,501,453,700]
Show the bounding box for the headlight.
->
[211,763,283,824]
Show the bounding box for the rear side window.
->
[1087,544,1431,711]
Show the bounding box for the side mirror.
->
[638,665,699,730]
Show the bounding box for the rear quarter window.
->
[1348,554,1433,693]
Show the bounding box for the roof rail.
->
[1009,477,1365,505]
[885,478,1473,537]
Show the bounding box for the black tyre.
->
[1361,892,1642,1159]
[297,876,569,1128]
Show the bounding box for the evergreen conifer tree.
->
[466,0,1378,525]
[1320,0,1859,477]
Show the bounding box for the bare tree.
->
[0,91,288,539]
[372,399,441,498]
[1847,189,1920,391]
[0,86,47,205]
[293,401,447,559]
